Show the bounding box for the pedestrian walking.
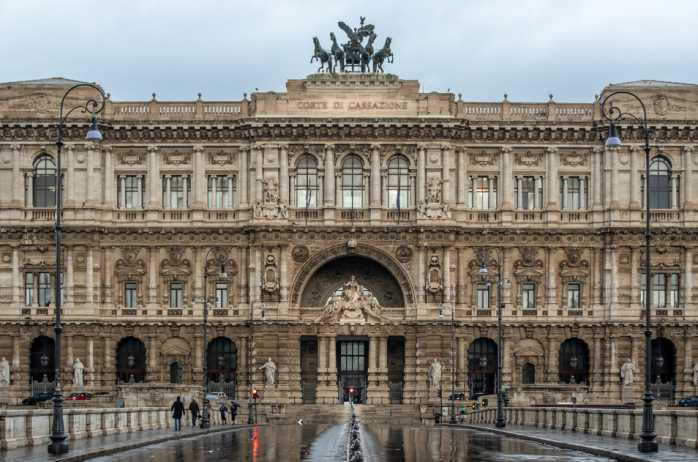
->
[219,403,228,424]
[171,396,185,431]
[189,398,200,427]
[458,407,467,423]
[230,402,238,424]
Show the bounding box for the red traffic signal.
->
[252,389,258,397]
[349,388,354,393]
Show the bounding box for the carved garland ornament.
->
[290,243,414,307]
[561,151,587,167]
[470,150,497,166]
[515,151,541,167]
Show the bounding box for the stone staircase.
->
[353,404,422,425]
[261,403,352,425]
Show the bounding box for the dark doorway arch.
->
[558,338,589,385]
[300,255,405,307]
[650,337,676,385]
[468,338,498,395]
[30,336,55,383]
[522,363,535,385]
[116,337,147,384]
[207,337,237,383]
[170,362,183,384]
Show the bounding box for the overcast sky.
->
[2,0,696,103]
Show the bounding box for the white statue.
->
[73,358,84,387]
[260,358,277,386]
[428,359,442,387]
[620,358,635,387]
[693,362,698,387]
[0,358,10,387]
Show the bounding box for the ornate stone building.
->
[0,74,697,410]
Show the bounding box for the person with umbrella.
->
[218,400,229,424]
[230,399,240,424]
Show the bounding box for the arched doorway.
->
[651,338,676,385]
[468,338,497,396]
[300,255,405,308]
[30,336,55,394]
[116,337,147,384]
[207,337,237,397]
[170,362,183,384]
[558,339,589,385]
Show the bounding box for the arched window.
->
[645,157,672,209]
[33,155,57,207]
[170,362,183,384]
[558,338,589,385]
[468,338,498,395]
[30,336,55,383]
[116,337,147,384]
[522,363,535,385]
[341,156,364,208]
[207,337,237,384]
[387,155,410,208]
[295,155,318,207]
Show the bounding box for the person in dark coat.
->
[230,402,238,424]
[171,396,185,431]
[219,402,228,424]
[189,398,200,427]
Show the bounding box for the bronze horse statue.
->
[372,37,393,73]
[311,37,333,73]
[361,33,377,74]
[329,32,345,72]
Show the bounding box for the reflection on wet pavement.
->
[90,424,613,462]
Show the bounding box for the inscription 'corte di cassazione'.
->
[296,101,408,110]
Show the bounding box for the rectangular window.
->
[216,283,228,308]
[477,283,489,308]
[560,177,588,210]
[567,283,580,308]
[472,177,497,210]
[653,274,666,308]
[125,176,138,209]
[171,176,184,209]
[208,176,229,208]
[170,283,182,308]
[125,283,137,308]
[25,273,34,306]
[523,283,536,308]
[515,177,538,210]
[670,273,679,308]
[38,272,51,307]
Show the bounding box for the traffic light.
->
[349,388,354,394]
[502,393,510,408]
[252,388,258,399]
[437,389,442,398]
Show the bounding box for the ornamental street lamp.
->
[41,353,49,368]
[248,299,266,424]
[438,298,456,424]
[478,246,510,428]
[127,354,135,368]
[602,92,658,453]
[196,247,229,429]
[48,84,105,455]
[570,356,578,369]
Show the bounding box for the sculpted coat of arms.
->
[315,276,390,323]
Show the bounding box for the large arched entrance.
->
[299,255,405,307]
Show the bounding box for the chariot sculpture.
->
[311,17,394,73]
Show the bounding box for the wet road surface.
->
[90,424,614,462]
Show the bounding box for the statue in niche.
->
[426,177,443,204]
[621,359,635,387]
[253,177,288,220]
[428,359,442,387]
[260,358,277,386]
[0,358,9,387]
[73,358,84,387]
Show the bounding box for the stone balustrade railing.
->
[470,407,698,449]
[0,406,233,450]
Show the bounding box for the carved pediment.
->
[161,247,191,276]
[161,338,192,356]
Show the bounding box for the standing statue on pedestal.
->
[693,361,698,387]
[428,359,442,388]
[620,358,635,387]
[73,358,84,387]
[260,358,277,386]
[0,358,9,387]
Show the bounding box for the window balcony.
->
[290,208,322,222]
[23,208,58,222]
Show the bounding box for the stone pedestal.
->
[262,385,278,404]
[621,385,642,404]
[429,385,443,405]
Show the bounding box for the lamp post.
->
[438,298,456,424]
[248,299,266,425]
[602,92,658,453]
[48,84,105,454]
[196,247,229,429]
[478,247,510,428]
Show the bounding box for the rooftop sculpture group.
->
[312,17,393,73]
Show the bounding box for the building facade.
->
[0,73,697,408]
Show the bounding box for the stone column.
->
[239,246,248,304]
[370,144,381,207]
[11,144,22,205]
[26,173,33,207]
[500,146,513,210]
[65,144,76,206]
[147,335,158,381]
[136,176,142,209]
[368,335,378,390]
[546,334,557,382]
[591,147,602,209]
[103,146,114,208]
[562,176,568,210]
[279,244,288,306]
[457,338,466,390]
[324,146,335,207]
[227,176,234,209]
[379,336,388,369]
[534,177,540,210]
[147,146,159,208]
[211,175,217,208]
[488,176,495,210]
[502,248,512,305]
[684,146,694,209]
[443,247,451,301]
[104,247,113,305]
[193,145,205,209]
[441,144,451,204]
[592,248,603,306]
[685,248,693,309]
[279,144,289,204]
[671,175,678,209]
[66,246,74,306]
[66,335,74,387]
[148,247,158,306]
[457,248,466,305]
[547,147,559,210]
[11,246,20,304]
[86,336,94,386]
[580,176,587,210]
[119,176,126,209]
[290,172,297,207]
[336,174,342,206]
[194,334,203,372]
[630,247,639,306]
[418,244,426,303]
[254,145,263,205]
[417,144,426,204]
[362,173,370,207]
[629,146,640,209]
[609,147,619,208]
[102,335,111,386]
[255,246,262,301]
[85,142,96,207]
[239,147,249,209]
[194,247,203,302]
[457,148,467,207]
[85,247,94,306]
[318,337,327,370]
[547,248,557,307]
[683,332,693,395]
[183,175,189,209]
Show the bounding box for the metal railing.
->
[31,376,56,395]
[301,381,317,404]
[388,381,403,404]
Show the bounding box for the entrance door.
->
[337,341,368,404]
